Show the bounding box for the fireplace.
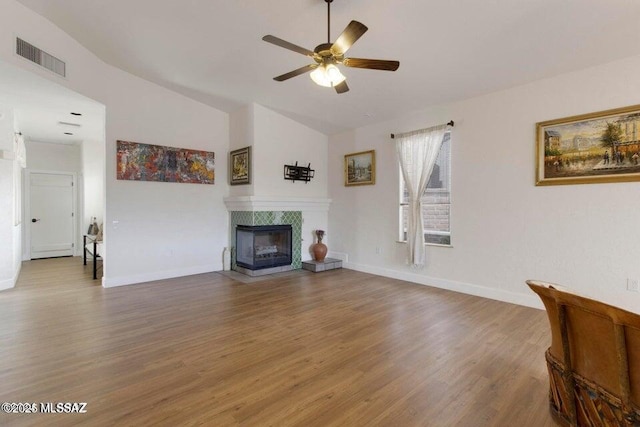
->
[235,225,292,274]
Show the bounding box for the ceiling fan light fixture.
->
[310,64,346,88]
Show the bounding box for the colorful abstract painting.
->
[117,140,215,184]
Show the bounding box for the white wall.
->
[329,54,640,313]
[0,104,21,290]
[252,104,330,257]
[228,105,254,197]
[81,138,105,231]
[0,0,229,287]
[104,71,228,286]
[25,140,81,171]
[228,103,329,198]
[253,104,328,198]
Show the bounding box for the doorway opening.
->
[0,59,106,284]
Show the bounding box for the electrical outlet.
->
[375,247,381,255]
[627,278,639,292]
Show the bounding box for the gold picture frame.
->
[229,146,251,185]
[344,150,375,186]
[536,105,640,186]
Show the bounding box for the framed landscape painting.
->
[229,146,251,185]
[536,105,640,186]
[344,150,375,186]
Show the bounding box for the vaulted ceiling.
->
[16,0,640,134]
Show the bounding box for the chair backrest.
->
[527,280,640,415]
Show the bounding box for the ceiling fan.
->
[262,0,400,94]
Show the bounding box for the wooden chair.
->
[527,280,640,426]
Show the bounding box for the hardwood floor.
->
[0,257,556,426]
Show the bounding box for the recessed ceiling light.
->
[64,132,73,135]
[70,112,82,116]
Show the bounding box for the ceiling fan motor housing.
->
[314,43,342,65]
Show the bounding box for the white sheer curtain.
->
[15,134,27,168]
[395,124,448,267]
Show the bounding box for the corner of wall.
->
[343,261,543,310]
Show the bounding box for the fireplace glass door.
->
[236,225,292,270]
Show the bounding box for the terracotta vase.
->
[312,242,327,262]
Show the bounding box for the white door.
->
[29,172,75,259]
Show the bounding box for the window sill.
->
[395,240,453,248]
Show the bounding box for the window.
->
[399,132,451,245]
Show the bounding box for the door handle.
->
[31,218,40,223]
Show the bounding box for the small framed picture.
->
[536,104,640,186]
[229,146,251,185]
[344,150,375,186]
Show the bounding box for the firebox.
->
[235,225,292,271]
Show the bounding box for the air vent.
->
[16,38,66,77]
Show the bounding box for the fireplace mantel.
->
[223,196,331,212]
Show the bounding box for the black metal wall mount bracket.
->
[284,162,315,183]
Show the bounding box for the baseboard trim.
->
[343,261,543,310]
[0,279,13,291]
[102,264,220,288]
[327,251,349,263]
[99,259,541,309]
[0,264,22,291]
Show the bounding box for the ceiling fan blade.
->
[334,81,349,94]
[273,64,317,81]
[262,35,315,57]
[332,21,368,55]
[343,58,400,71]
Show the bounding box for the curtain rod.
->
[390,120,454,139]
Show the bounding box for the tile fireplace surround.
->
[224,196,331,274]
[230,211,302,270]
